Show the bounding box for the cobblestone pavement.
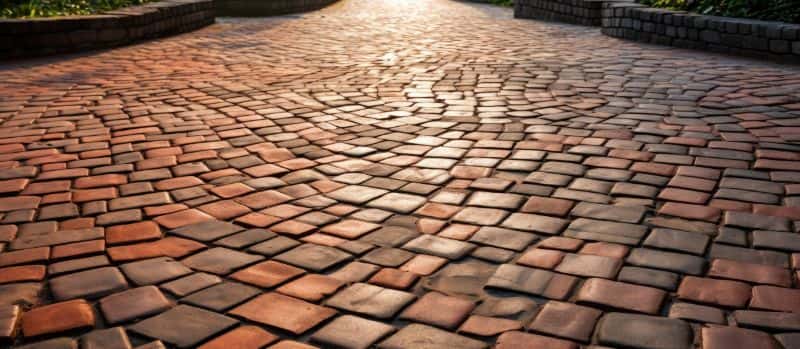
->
[1,0,800,348]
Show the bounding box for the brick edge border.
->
[514,0,800,62]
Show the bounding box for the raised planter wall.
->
[515,0,612,26]
[515,0,800,62]
[0,0,215,59]
[215,0,338,17]
[1,0,341,59]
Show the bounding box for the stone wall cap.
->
[629,5,800,29]
[605,2,646,8]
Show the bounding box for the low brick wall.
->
[515,0,613,26]
[514,0,800,62]
[215,0,338,17]
[0,0,215,59]
[602,2,800,61]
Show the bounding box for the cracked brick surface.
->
[1,0,800,348]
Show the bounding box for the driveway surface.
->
[1,0,800,348]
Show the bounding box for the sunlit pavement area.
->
[1,0,800,347]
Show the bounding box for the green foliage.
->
[489,0,514,6]
[640,0,800,23]
[1,0,156,18]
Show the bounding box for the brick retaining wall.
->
[514,0,800,62]
[0,0,215,59]
[215,0,338,17]
[515,0,614,26]
[602,2,799,61]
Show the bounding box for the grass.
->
[1,0,157,18]
[489,0,514,6]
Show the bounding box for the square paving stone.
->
[451,207,508,225]
[121,257,193,286]
[35,259,77,278]
[626,248,706,275]
[471,246,515,263]
[181,282,260,311]
[465,192,525,209]
[170,220,244,242]
[321,219,381,239]
[676,276,751,308]
[11,227,105,250]
[310,315,395,349]
[495,331,577,349]
[325,283,416,319]
[129,305,238,348]
[576,278,666,314]
[555,253,622,279]
[0,305,19,340]
[564,218,648,245]
[274,244,353,272]
[326,185,388,204]
[723,211,790,231]
[517,248,564,269]
[570,202,646,224]
[248,236,301,257]
[361,227,420,247]
[367,193,427,213]
[596,312,692,349]
[360,247,415,267]
[337,240,374,255]
[748,285,800,313]
[473,296,537,321]
[160,272,222,297]
[0,283,41,306]
[329,262,381,283]
[80,327,132,349]
[468,227,538,251]
[49,267,129,301]
[181,247,264,275]
[668,302,726,325]
[501,213,568,235]
[368,268,418,289]
[618,266,680,291]
[18,338,78,349]
[528,301,601,342]
[708,244,788,268]
[643,228,710,255]
[402,235,476,259]
[752,230,800,252]
[198,325,277,349]
[378,323,486,349]
[458,315,522,336]
[485,264,578,300]
[99,286,171,324]
[230,292,336,335]
[733,310,800,332]
[214,229,276,249]
[230,260,306,288]
[277,274,345,302]
[422,259,498,298]
[399,292,475,329]
[702,326,780,349]
[22,299,95,337]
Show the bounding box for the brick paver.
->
[1,0,800,347]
